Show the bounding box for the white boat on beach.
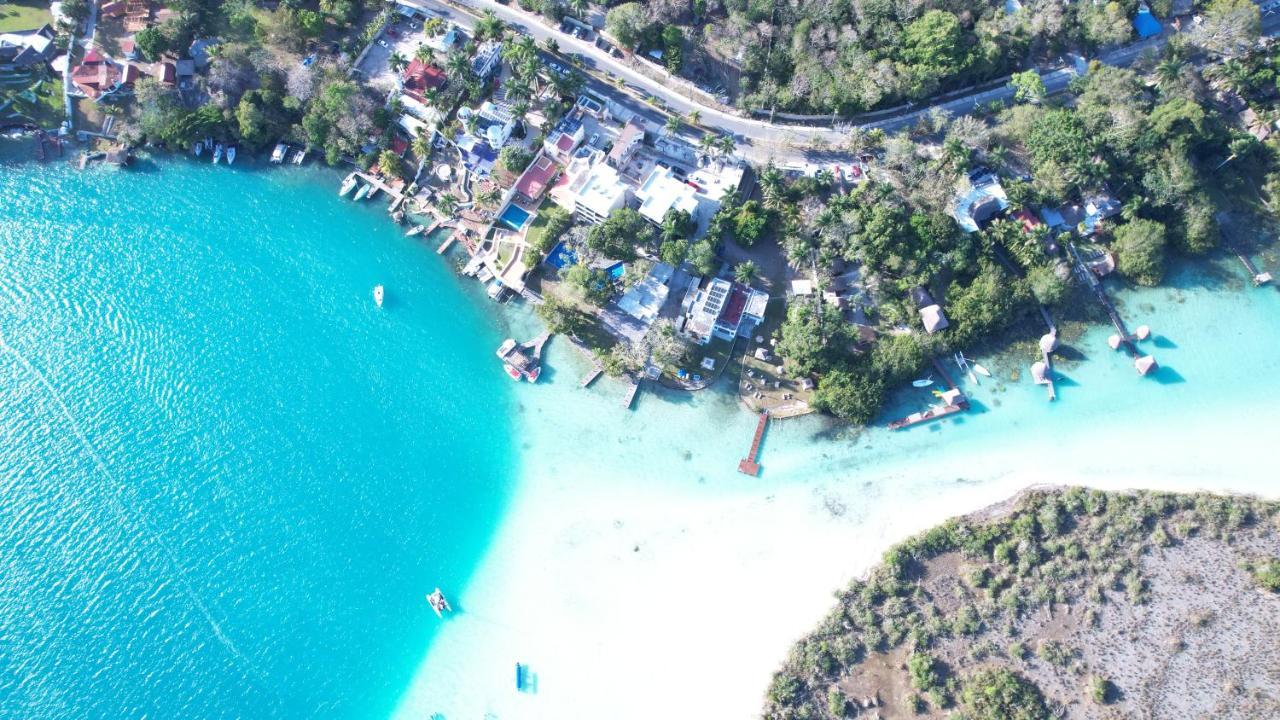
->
[973,363,992,378]
[212,144,223,164]
[373,284,384,307]
[352,183,370,201]
[339,174,358,197]
[226,146,237,164]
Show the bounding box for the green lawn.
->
[0,1,54,32]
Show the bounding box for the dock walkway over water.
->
[1235,249,1273,286]
[738,411,769,476]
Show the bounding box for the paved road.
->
[403,0,1280,164]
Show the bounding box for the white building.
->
[617,262,674,326]
[471,40,502,79]
[636,166,699,226]
[571,162,630,224]
[680,278,768,345]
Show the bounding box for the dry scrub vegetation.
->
[765,487,1280,719]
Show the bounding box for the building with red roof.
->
[401,58,447,103]
[513,154,561,203]
[71,49,138,100]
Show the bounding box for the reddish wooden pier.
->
[738,411,769,476]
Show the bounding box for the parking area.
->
[355,15,431,93]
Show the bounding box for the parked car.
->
[377,39,389,48]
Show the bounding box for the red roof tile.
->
[514,156,560,201]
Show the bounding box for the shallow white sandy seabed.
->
[395,265,1280,720]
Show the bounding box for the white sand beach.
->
[394,268,1280,719]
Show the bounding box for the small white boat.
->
[405,224,427,236]
[212,144,223,164]
[365,184,380,201]
[193,142,203,156]
[352,183,370,201]
[973,363,992,378]
[226,146,237,164]
[373,284,384,307]
[270,143,287,163]
[911,376,933,388]
[292,148,307,164]
[339,174,358,197]
[426,588,452,618]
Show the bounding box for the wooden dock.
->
[622,378,641,408]
[580,366,603,388]
[1068,242,1139,355]
[738,411,769,476]
[436,232,456,254]
[1235,250,1273,286]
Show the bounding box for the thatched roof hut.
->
[1031,361,1049,384]
[1107,334,1122,350]
[1135,355,1158,376]
[1133,325,1151,340]
[1039,332,1058,354]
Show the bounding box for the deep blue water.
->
[0,152,516,718]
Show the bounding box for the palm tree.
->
[475,10,505,41]
[733,260,759,285]
[716,134,736,157]
[543,37,559,54]
[686,109,701,126]
[412,128,432,161]
[665,115,681,134]
[551,69,583,98]
[388,51,408,73]
[759,165,785,210]
[698,133,717,156]
[508,35,537,68]
[446,51,471,83]
[423,17,445,36]
[568,0,588,17]
[424,87,441,108]
[436,192,459,217]
[1154,57,1185,92]
[414,44,432,64]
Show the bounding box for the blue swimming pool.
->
[545,241,578,269]
[606,262,625,279]
[498,204,531,231]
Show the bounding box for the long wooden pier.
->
[738,411,769,476]
[1235,249,1273,286]
[1068,242,1138,355]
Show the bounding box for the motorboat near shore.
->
[426,588,452,618]
[496,332,549,383]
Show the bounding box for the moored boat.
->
[373,284,384,307]
[911,376,933,388]
[365,184,380,201]
[193,142,202,156]
[426,588,452,618]
[339,174,358,197]
[226,145,237,164]
[973,363,992,377]
[352,183,370,201]
[270,143,287,163]
[212,143,223,164]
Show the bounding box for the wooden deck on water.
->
[738,411,769,476]
[622,379,641,408]
[580,366,603,388]
[1235,250,1273,286]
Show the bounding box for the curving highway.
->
[399,0,1280,163]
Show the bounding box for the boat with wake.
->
[373,285,384,307]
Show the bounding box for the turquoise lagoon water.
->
[3,144,1280,720]
[0,154,518,718]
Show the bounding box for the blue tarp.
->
[1133,7,1162,38]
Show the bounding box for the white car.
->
[378,39,389,48]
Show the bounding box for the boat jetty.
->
[496,332,550,382]
[888,358,970,430]
[737,411,770,476]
